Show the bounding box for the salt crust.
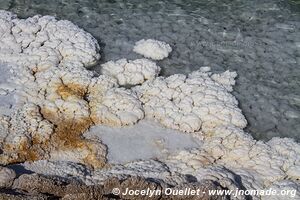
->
[0,10,299,199]
[133,67,247,133]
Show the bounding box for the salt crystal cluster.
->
[134,67,247,133]
[101,58,161,86]
[133,39,172,60]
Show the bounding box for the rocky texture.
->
[0,166,16,188]
[12,173,104,199]
[8,173,224,200]
[0,192,49,200]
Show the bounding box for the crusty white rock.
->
[133,39,172,60]
[134,67,247,133]
[202,126,300,186]
[101,58,161,86]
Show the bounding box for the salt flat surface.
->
[85,120,202,164]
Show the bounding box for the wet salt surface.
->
[0,0,299,141]
[85,120,201,164]
[0,63,16,116]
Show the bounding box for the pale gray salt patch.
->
[85,120,202,164]
[0,63,16,116]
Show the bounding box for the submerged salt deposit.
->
[0,9,299,200]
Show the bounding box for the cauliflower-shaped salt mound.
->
[0,10,100,72]
[89,76,144,126]
[101,58,161,86]
[134,67,247,133]
[133,39,172,60]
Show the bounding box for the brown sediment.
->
[56,82,87,100]
[0,116,103,167]
[2,140,41,163]
[53,119,92,149]
[39,81,105,168]
[0,82,106,168]
[41,81,93,149]
[18,140,39,161]
[40,107,106,168]
[41,108,92,148]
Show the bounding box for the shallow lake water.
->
[0,0,299,141]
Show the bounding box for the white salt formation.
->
[89,85,144,126]
[0,10,300,200]
[133,39,172,60]
[0,10,141,168]
[134,67,247,133]
[101,58,160,85]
